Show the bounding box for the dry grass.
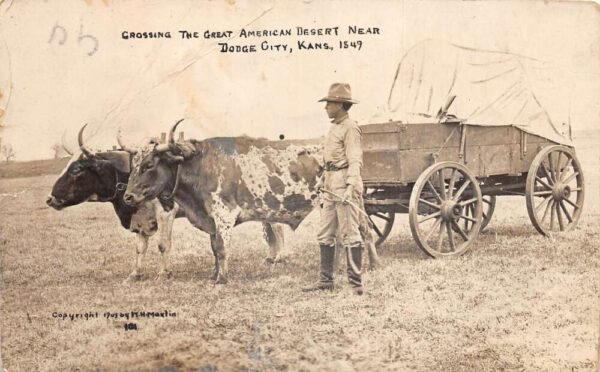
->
[0,136,598,371]
[0,157,70,179]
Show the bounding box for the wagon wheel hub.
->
[552,183,571,201]
[440,201,462,221]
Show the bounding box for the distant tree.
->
[50,142,70,159]
[1,143,15,162]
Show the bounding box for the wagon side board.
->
[361,122,562,185]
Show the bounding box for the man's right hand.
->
[315,177,324,192]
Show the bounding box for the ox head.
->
[47,124,132,210]
[124,119,194,206]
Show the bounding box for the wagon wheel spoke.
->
[372,212,392,222]
[458,213,477,223]
[426,180,444,203]
[535,176,553,191]
[367,211,395,246]
[534,190,553,196]
[437,221,446,252]
[554,151,562,183]
[453,180,471,201]
[459,197,478,207]
[419,211,441,224]
[559,158,573,182]
[446,221,455,251]
[540,163,554,186]
[562,171,579,185]
[447,169,457,199]
[438,169,447,200]
[452,220,469,241]
[370,218,383,237]
[535,195,553,214]
[556,202,565,231]
[541,199,554,224]
[562,197,581,210]
[419,198,441,210]
[550,201,556,231]
[548,152,557,183]
[424,217,442,242]
[559,200,573,223]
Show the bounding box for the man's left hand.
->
[341,185,354,205]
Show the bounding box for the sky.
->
[0,0,598,160]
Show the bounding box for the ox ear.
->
[162,152,184,164]
[96,151,131,173]
[170,141,197,159]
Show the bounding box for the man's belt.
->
[324,163,348,172]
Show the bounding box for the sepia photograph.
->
[0,0,598,370]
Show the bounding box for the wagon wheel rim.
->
[409,161,483,258]
[525,145,584,236]
[455,195,495,232]
[367,210,395,246]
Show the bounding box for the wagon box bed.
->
[361,121,562,185]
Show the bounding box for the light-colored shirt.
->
[323,113,363,189]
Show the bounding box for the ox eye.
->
[141,162,155,173]
[70,166,83,175]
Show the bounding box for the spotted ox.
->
[124,120,379,284]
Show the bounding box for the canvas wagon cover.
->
[384,40,573,146]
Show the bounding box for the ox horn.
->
[154,118,185,153]
[168,118,185,145]
[61,129,74,156]
[116,127,138,155]
[78,123,96,157]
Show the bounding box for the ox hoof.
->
[265,256,287,266]
[215,275,228,285]
[123,273,144,284]
[368,260,382,271]
[155,270,173,281]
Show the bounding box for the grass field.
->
[0,136,598,371]
[0,157,70,179]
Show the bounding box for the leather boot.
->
[346,245,363,295]
[302,244,335,292]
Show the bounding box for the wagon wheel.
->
[525,145,584,236]
[456,195,496,232]
[367,210,395,246]
[409,161,483,257]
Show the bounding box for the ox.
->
[124,120,379,284]
[48,124,286,282]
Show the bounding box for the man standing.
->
[303,82,364,295]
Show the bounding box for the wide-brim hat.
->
[318,82,359,104]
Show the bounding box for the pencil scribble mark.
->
[48,23,68,45]
[78,23,99,56]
